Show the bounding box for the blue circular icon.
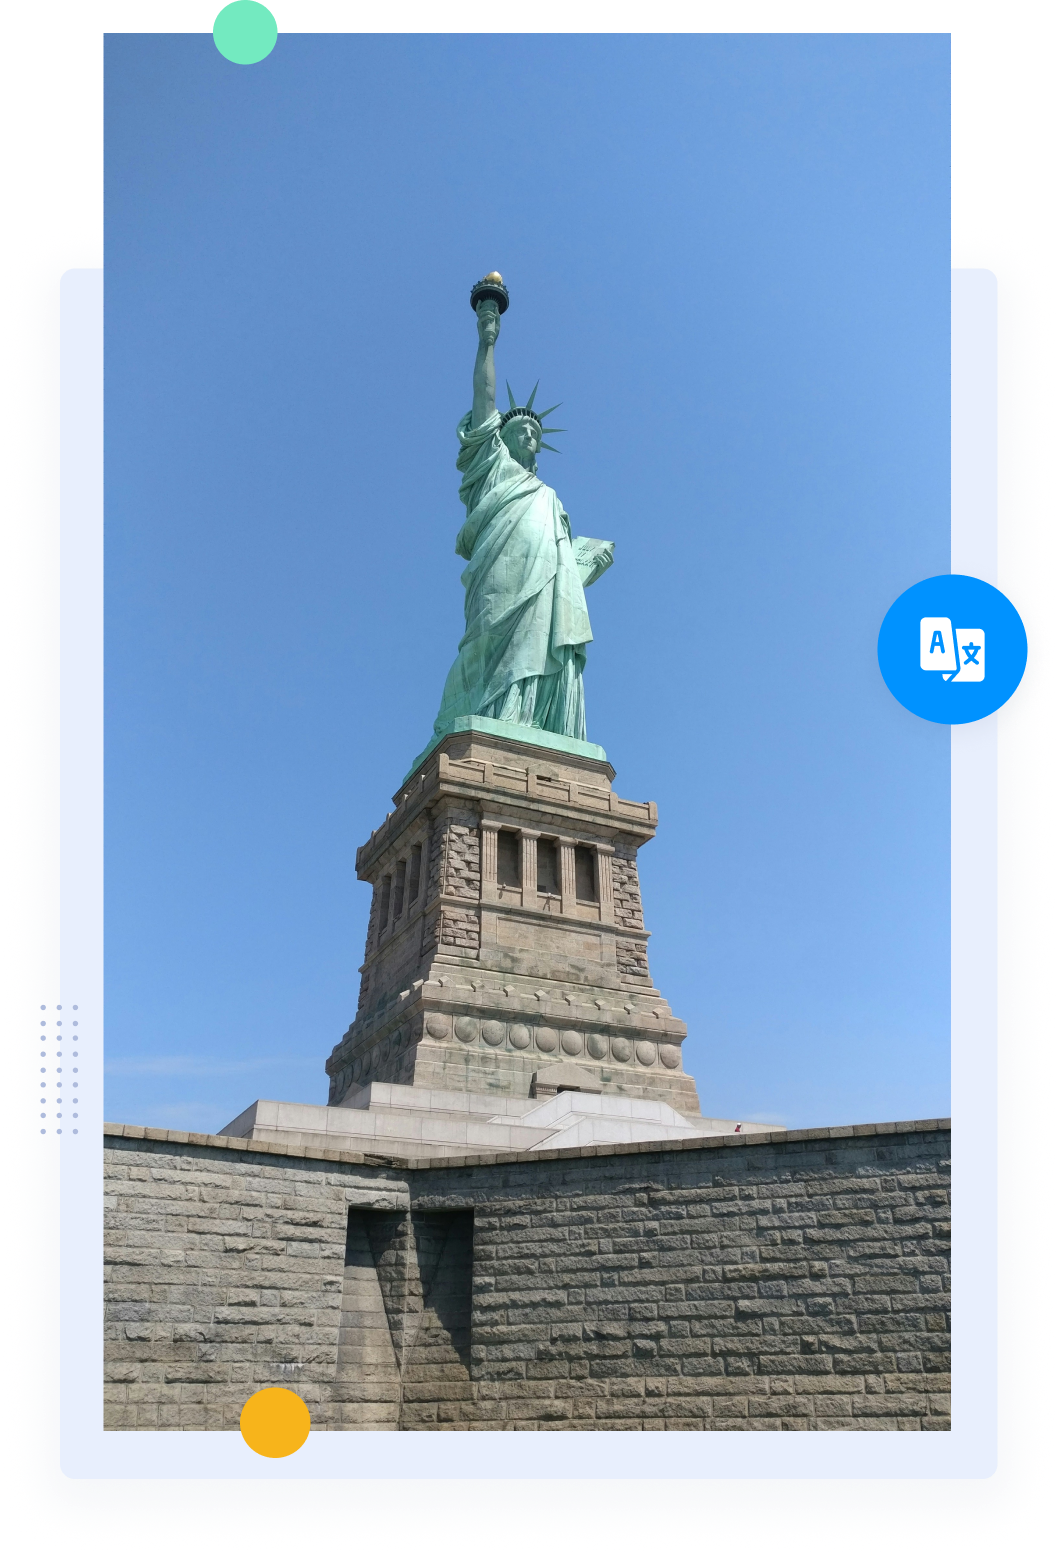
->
[878,574,1027,724]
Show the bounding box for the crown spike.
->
[506,381,518,411]
[538,403,562,419]
[540,442,562,453]
[540,426,566,434]
[525,381,540,411]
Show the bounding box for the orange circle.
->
[239,1387,311,1457]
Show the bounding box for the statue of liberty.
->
[430,274,614,750]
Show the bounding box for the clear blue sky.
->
[104,32,951,1132]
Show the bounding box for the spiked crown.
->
[498,382,566,453]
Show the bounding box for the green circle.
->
[213,2,277,66]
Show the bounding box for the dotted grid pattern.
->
[33,1000,83,1137]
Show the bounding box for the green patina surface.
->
[426,279,614,766]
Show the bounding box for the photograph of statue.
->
[98,32,952,1442]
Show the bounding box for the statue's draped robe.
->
[433,410,595,741]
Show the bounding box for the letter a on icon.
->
[920,617,955,675]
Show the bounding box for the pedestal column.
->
[480,818,500,904]
[559,837,577,916]
[520,830,539,897]
[596,841,615,926]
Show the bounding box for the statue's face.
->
[502,416,541,467]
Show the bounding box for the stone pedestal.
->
[325,728,702,1117]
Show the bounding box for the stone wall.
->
[334,1208,474,1427]
[612,841,651,983]
[611,842,645,932]
[441,819,482,902]
[103,1118,950,1431]
[432,1123,951,1431]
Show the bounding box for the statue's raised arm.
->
[472,295,500,428]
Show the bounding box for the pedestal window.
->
[497,829,521,887]
[536,837,560,896]
[575,845,598,903]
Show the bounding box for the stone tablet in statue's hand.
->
[572,536,615,587]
